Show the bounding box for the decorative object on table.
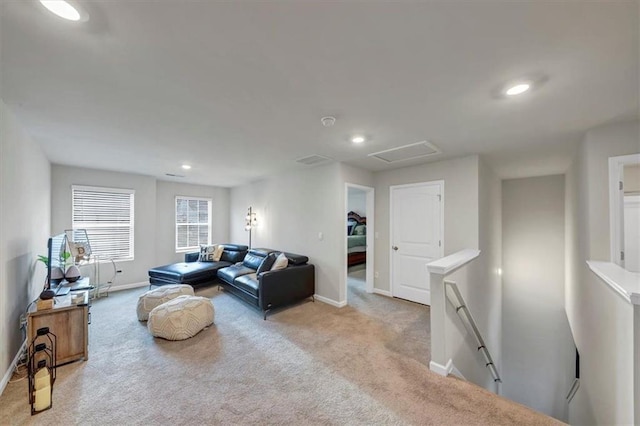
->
[36,298,54,311]
[64,265,81,282]
[28,327,56,415]
[49,267,65,285]
[65,229,92,264]
[244,206,258,249]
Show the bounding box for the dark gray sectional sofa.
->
[148,245,315,319]
[217,248,315,319]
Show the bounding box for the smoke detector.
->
[321,116,336,127]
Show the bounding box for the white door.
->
[391,182,443,305]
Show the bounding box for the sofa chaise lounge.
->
[148,244,248,287]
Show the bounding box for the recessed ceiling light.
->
[505,83,531,96]
[351,135,366,144]
[181,164,191,170]
[40,1,82,21]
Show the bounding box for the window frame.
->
[71,184,135,262]
[175,196,212,253]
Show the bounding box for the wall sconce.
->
[245,206,257,248]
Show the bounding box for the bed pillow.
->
[270,252,289,271]
[353,225,366,235]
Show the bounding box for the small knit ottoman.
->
[137,284,194,321]
[147,295,215,340]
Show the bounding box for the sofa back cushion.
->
[220,244,249,263]
[242,250,268,270]
[282,252,309,266]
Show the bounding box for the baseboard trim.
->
[450,363,466,380]
[106,281,149,292]
[373,288,392,297]
[430,359,453,377]
[314,294,347,308]
[1,339,27,396]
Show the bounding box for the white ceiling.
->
[1,1,638,187]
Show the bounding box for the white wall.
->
[565,120,638,425]
[347,187,366,216]
[474,158,503,390]
[155,181,230,264]
[373,155,480,293]
[230,163,343,302]
[373,155,502,391]
[51,167,230,287]
[0,100,51,386]
[502,175,573,421]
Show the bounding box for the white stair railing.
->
[444,279,501,383]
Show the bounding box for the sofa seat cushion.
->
[217,264,255,284]
[136,284,194,321]
[233,273,259,297]
[147,295,214,340]
[149,261,231,284]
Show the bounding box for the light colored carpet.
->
[0,276,562,425]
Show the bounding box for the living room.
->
[1,1,639,424]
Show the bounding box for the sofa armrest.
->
[258,264,315,310]
[184,252,200,263]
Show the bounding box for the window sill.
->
[587,260,640,305]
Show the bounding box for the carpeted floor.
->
[0,272,562,425]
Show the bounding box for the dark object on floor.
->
[148,244,248,287]
[28,327,56,415]
[217,248,315,319]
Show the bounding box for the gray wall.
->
[502,175,573,421]
[51,166,158,286]
[155,181,230,264]
[0,101,51,387]
[347,187,366,216]
[230,163,343,302]
[51,166,230,287]
[565,120,638,425]
[373,155,480,293]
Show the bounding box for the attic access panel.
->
[369,141,441,163]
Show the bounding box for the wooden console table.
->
[27,291,90,365]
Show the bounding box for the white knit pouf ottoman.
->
[136,284,194,321]
[147,295,215,341]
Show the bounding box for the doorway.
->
[390,181,443,305]
[344,184,374,303]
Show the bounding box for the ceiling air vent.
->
[369,141,441,163]
[296,154,332,166]
[165,173,185,178]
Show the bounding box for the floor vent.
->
[296,154,332,166]
[369,141,441,163]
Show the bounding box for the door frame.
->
[344,183,375,302]
[609,153,640,267]
[389,180,444,302]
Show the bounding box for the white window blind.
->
[176,196,211,251]
[72,185,135,261]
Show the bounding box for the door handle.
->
[392,246,398,251]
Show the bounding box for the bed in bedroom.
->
[347,211,367,267]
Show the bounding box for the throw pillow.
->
[270,252,289,271]
[212,244,225,261]
[257,253,277,274]
[199,244,217,262]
